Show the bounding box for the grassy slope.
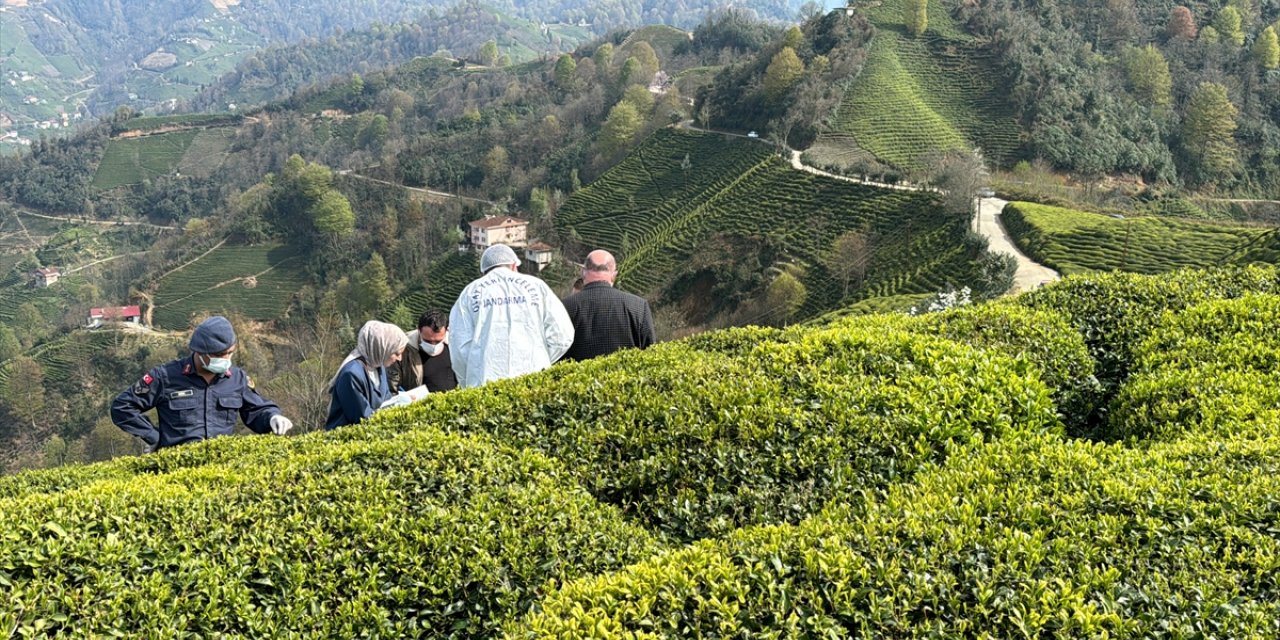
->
[1002,201,1277,276]
[556,128,978,317]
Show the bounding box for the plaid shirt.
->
[562,281,656,361]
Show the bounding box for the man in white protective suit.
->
[448,244,575,388]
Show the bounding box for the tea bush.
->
[1110,295,1280,442]
[0,427,661,637]
[414,327,1058,541]
[514,429,1280,638]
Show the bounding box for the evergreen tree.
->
[1183,82,1239,180]
[1253,26,1280,69]
[554,54,577,90]
[1200,25,1221,43]
[1214,7,1245,45]
[904,0,928,36]
[763,47,805,103]
[1125,45,1173,109]
[1166,6,1198,41]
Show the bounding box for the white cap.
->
[480,244,521,273]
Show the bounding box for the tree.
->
[1166,6,1198,40]
[482,145,511,182]
[763,47,805,103]
[764,267,807,326]
[622,84,655,113]
[1214,7,1245,46]
[1183,82,1239,180]
[824,230,871,295]
[1124,45,1173,109]
[1253,26,1280,69]
[1200,25,1221,43]
[600,101,643,154]
[478,39,500,66]
[630,41,660,83]
[354,253,393,315]
[3,356,45,429]
[0,325,21,362]
[554,54,577,90]
[783,25,804,50]
[310,191,355,236]
[905,0,928,36]
[1101,0,1140,49]
[924,149,989,220]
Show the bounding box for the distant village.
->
[29,212,556,329]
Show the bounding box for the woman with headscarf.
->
[325,320,410,430]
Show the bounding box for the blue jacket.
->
[111,355,280,450]
[326,358,393,430]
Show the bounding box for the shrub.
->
[514,430,1280,638]
[1109,295,1280,441]
[413,327,1058,542]
[0,427,661,637]
[1017,266,1280,399]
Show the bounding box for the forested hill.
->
[0,0,812,139]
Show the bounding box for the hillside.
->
[1002,201,1280,275]
[0,0,810,143]
[555,127,989,322]
[3,266,1280,635]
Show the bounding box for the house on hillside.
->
[469,215,529,249]
[88,306,142,328]
[524,242,557,271]
[33,267,60,288]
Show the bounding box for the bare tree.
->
[923,148,989,221]
[823,230,872,296]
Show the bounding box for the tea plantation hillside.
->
[1002,201,1280,276]
[555,128,986,319]
[151,243,311,330]
[808,0,1019,173]
[5,265,1280,635]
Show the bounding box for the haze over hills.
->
[0,0,818,144]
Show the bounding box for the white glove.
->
[270,414,294,435]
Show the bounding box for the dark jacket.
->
[562,281,656,361]
[111,355,280,450]
[326,358,393,430]
[388,332,457,393]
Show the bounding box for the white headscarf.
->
[330,320,409,388]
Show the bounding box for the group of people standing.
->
[111,244,656,450]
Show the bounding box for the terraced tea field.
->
[556,128,979,317]
[151,244,311,330]
[815,27,1019,172]
[380,251,479,324]
[1001,202,1277,275]
[91,131,201,190]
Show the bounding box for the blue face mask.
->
[204,355,232,375]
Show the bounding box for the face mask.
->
[420,341,444,357]
[204,355,232,374]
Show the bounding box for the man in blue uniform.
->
[111,316,294,451]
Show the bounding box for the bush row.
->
[1110,294,1280,442]
[408,324,1059,542]
[0,427,661,638]
[513,427,1280,638]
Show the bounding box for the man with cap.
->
[448,243,574,388]
[111,315,294,451]
[562,249,656,361]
